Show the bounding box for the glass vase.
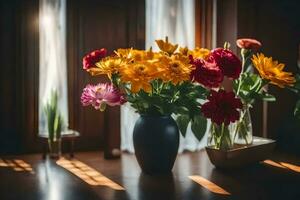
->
[207,123,234,150]
[48,139,62,159]
[233,107,253,146]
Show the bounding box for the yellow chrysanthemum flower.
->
[120,61,161,93]
[189,47,210,59]
[115,49,143,61]
[114,48,132,59]
[252,53,295,88]
[88,57,126,79]
[115,48,160,62]
[178,47,190,56]
[155,37,178,55]
[159,54,194,85]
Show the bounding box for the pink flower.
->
[82,48,107,70]
[201,90,242,125]
[236,38,262,51]
[209,48,242,79]
[190,58,223,88]
[81,83,126,110]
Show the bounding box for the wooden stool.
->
[39,130,80,159]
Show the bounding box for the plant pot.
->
[133,115,179,175]
[206,136,276,168]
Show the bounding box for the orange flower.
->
[120,61,160,93]
[252,53,295,88]
[88,57,125,79]
[155,37,178,55]
[159,54,194,85]
[189,47,210,59]
[115,48,161,62]
[236,38,262,51]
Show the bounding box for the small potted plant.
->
[44,90,64,159]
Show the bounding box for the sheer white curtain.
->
[39,0,68,134]
[121,0,210,153]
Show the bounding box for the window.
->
[39,0,68,134]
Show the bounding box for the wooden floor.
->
[0,150,300,200]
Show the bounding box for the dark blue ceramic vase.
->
[133,115,179,175]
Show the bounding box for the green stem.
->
[212,124,218,146]
[236,51,246,96]
[241,120,249,145]
[234,106,251,145]
[158,81,164,94]
[218,123,225,149]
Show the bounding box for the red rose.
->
[236,38,262,51]
[190,58,223,88]
[209,48,242,79]
[83,48,107,70]
[201,90,242,125]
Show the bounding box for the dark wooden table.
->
[0,150,300,200]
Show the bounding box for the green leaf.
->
[294,74,300,90]
[176,115,190,137]
[250,74,262,92]
[294,99,300,119]
[234,72,275,104]
[191,115,207,141]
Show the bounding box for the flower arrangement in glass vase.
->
[234,39,295,146]
[202,38,296,150]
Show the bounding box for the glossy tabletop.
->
[0,150,300,200]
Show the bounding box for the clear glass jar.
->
[233,107,253,146]
[48,139,62,159]
[207,123,234,150]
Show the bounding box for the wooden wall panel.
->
[216,0,237,53]
[0,0,21,154]
[0,0,39,154]
[67,0,145,154]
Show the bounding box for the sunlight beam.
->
[189,175,230,195]
[0,159,34,173]
[56,158,125,190]
[263,159,300,173]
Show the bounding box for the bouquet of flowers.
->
[81,37,211,141]
[80,37,296,151]
[201,39,295,150]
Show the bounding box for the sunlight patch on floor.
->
[263,160,300,173]
[0,159,34,173]
[189,175,230,195]
[56,157,125,190]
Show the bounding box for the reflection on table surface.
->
[0,150,300,200]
